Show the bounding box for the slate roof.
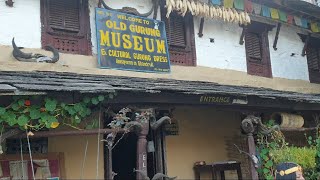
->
[1,71,320,104]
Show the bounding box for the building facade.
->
[0,0,320,179]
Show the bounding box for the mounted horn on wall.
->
[12,38,59,63]
[99,0,156,17]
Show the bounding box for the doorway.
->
[110,133,137,180]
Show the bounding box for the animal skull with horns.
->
[12,38,59,63]
[100,0,156,17]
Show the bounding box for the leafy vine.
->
[0,92,117,131]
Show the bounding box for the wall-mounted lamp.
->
[5,0,14,7]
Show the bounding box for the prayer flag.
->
[224,0,234,8]
[244,0,253,13]
[252,3,261,15]
[270,8,279,20]
[262,5,270,17]
[211,0,221,5]
[234,0,244,10]
[279,11,287,22]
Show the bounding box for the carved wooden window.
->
[160,1,197,66]
[245,22,272,78]
[41,0,91,55]
[306,45,320,83]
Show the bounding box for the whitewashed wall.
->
[0,0,41,48]
[0,0,311,81]
[268,25,309,81]
[194,17,309,81]
[194,17,247,72]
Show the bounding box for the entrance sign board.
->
[95,8,171,73]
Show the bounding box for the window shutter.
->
[160,0,196,66]
[245,23,272,78]
[307,47,319,71]
[41,0,91,55]
[48,0,80,33]
[245,32,262,61]
[307,46,320,83]
[166,12,186,48]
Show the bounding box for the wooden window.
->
[245,22,272,78]
[0,153,65,179]
[41,0,91,55]
[306,44,320,83]
[246,32,262,61]
[6,138,48,154]
[160,1,197,66]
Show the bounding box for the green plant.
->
[257,119,320,180]
[305,127,320,179]
[271,147,316,169]
[0,93,117,131]
[257,120,287,180]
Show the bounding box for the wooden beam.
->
[109,92,320,111]
[273,23,281,51]
[153,0,159,20]
[10,128,125,139]
[239,27,246,45]
[198,17,205,38]
[1,129,23,143]
[302,33,311,56]
[281,127,317,132]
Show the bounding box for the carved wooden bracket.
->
[241,115,261,135]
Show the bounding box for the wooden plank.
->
[155,129,164,174]
[0,84,16,92]
[281,127,317,132]
[0,152,62,161]
[162,129,168,175]
[10,128,124,139]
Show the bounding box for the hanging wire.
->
[20,138,25,180]
[26,130,35,180]
[80,138,89,180]
[96,105,102,180]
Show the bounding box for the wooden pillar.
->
[247,133,258,179]
[105,133,114,180]
[241,115,259,180]
[136,109,153,180]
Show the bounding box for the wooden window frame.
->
[245,22,273,78]
[40,0,92,55]
[304,37,320,83]
[160,0,197,66]
[0,153,66,179]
